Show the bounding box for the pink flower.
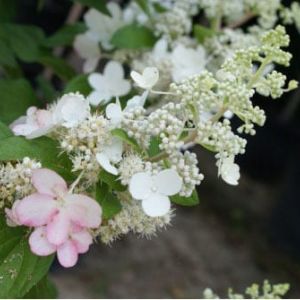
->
[29,225,93,268]
[13,168,102,267]
[10,107,54,139]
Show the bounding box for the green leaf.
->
[0,136,74,181]
[170,190,200,206]
[71,0,110,15]
[0,121,13,139]
[148,136,161,157]
[44,23,86,48]
[0,215,54,298]
[96,182,122,219]
[0,39,18,68]
[152,2,167,13]
[99,169,126,192]
[0,79,39,125]
[38,56,76,81]
[24,276,58,299]
[111,24,156,49]
[0,0,18,23]
[111,128,142,153]
[64,74,92,96]
[134,0,151,17]
[194,25,216,44]
[0,24,46,63]
[200,143,217,152]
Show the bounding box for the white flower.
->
[84,3,124,51]
[219,156,240,186]
[125,91,148,111]
[88,61,131,106]
[96,138,123,175]
[123,2,149,25]
[74,2,127,73]
[10,107,54,139]
[74,31,101,73]
[171,44,206,82]
[151,39,169,63]
[130,67,159,90]
[129,169,182,217]
[53,93,91,128]
[106,92,148,126]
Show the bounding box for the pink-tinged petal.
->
[142,193,171,217]
[154,169,182,196]
[11,124,38,136]
[5,200,21,227]
[129,172,152,200]
[65,194,102,228]
[32,168,68,197]
[46,212,70,246]
[36,110,53,127]
[16,193,57,227]
[72,229,93,254]
[29,227,56,256]
[9,116,27,130]
[57,240,78,268]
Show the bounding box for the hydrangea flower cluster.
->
[1,0,298,270]
[5,168,102,267]
[203,280,290,299]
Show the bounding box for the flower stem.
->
[227,12,256,29]
[151,90,177,96]
[247,59,270,89]
[69,170,84,194]
[211,0,223,31]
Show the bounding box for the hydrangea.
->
[10,107,54,139]
[29,224,93,268]
[10,93,91,139]
[105,92,148,127]
[129,169,182,217]
[130,67,159,90]
[2,0,299,275]
[171,44,207,82]
[88,61,131,106]
[218,156,240,186]
[52,93,91,128]
[96,137,123,175]
[73,31,101,73]
[203,280,290,299]
[6,168,102,268]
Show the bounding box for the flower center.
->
[151,186,157,193]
